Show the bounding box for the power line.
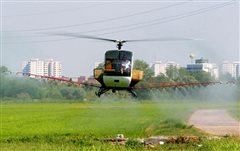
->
[3,1,236,44]
[3,1,190,32]
[87,1,235,36]
[2,3,107,18]
[3,0,218,39]
[98,1,235,36]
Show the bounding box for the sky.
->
[1,0,239,77]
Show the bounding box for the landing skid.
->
[95,87,137,97]
[95,87,110,97]
[127,88,137,97]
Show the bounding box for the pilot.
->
[105,60,112,69]
[121,60,131,74]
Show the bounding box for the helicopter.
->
[21,34,221,97]
[53,34,146,97]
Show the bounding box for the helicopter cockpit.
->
[104,50,132,76]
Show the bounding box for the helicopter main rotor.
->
[115,40,126,50]
[53,33,128,50]
[52,33,202,50]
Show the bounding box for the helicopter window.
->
[105,50,132,60]
[105,59,131,76]
[119,51,132,60]
[105,60,112,69]
[120,60,131,75]
[105,51,119,59]
[104,50,132,76]
[105,60,115,72]
[121,60,131,71]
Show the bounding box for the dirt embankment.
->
[188,109,240,136]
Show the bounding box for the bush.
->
[60,87,85,100]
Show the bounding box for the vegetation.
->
[1,64,239,150]
[1,61,239,101]
[1,101,239,151]
[0,68,88,101]
[133,60,154,79]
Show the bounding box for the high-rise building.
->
[187,58,219,79]
[221,61,240,79]
[22,58,62,77]
[221,61,234,77]
[151,61,180,76]
[235,62,240,78]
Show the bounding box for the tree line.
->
[0,60,239,101]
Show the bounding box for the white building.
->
[151,61,180,77]
[187,58,219,79]
[221,61,240,79]
[22,58,62,77]
[233,62,240,78]
[221,61,234,77]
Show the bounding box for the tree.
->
[0,66,10,74]
[174,68,197,83]
[190,71,212,82]
[166,66,178,80]
[219,73,234,81]
[96,62,104,69]
[156,73,171,82]
[60,87,85,100]
[133,59,154,80]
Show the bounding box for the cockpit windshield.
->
[104,50,132,76]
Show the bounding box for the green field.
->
[1,100,240,150]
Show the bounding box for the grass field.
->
[1,100,240,150]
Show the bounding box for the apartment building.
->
[151,61,180,77]
[22,58,62,77]
[221,61,240,79]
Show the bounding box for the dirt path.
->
[188,109,240,136]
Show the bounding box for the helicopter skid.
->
[95,87,137,97]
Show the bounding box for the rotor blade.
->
[125,37,203,42]
[49,33,118,42]
[49,33,202,43]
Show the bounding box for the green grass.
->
[1,100,239,150]
[228,101,240,120]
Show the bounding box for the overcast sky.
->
[1,0,239,77]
